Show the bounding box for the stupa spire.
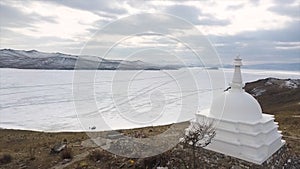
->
[230,55,244,89]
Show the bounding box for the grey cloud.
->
[90,13,194,37]
[275,42,300,48]
[79,13,219,66]
[248,22,300,42]
[213,40,299,65]
[226,4,244,10]
[212,21,300,43]
[165,5,202,24]
[269,3,300,18]
[272,0,296,4]
[165,4,230,26]
[208,21,300,64]
[94,11,119,20]
[0,3,57,28]
[46,0,127,15]
[0,28,83,54]
[198,18,230,26]
[250,0,260,6]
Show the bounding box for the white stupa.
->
[196,56,285,164]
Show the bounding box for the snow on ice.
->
[0,68,299,132]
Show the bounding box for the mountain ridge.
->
[0,49,179,70]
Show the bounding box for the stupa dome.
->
[209,89,263,122]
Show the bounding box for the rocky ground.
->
[0,78,299,169]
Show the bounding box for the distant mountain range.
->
[244,63,300,71]
[0,49,299,71]
[223,63,300,71]
[0,49,179,70]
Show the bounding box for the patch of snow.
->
[265,81,273,86]
[251,88,266,96]
[281,80,298,89]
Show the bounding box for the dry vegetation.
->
[0,130,88,169]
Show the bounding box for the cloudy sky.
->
[0,0,299,65]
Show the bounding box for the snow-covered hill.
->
[0,49,175,70]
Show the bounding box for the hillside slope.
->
[0,49,176,70]
[245,77,300,114]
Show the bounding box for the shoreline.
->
[1,120,299,169]
[0,120,191,133]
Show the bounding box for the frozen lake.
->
[0,68,299,132]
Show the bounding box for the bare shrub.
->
[180,120,216,169]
